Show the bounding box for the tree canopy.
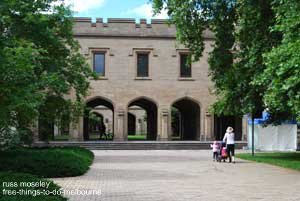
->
[152,0,299,122]
[0,0,93,147]
[258,0,300,123]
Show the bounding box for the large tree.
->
[257,0,300,123]
[152,0,282,120]
[0,0,93,147]
[232,0,280,117]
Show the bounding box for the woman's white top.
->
[223,132,235,144]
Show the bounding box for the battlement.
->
[73,17,213,39]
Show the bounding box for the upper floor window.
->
[137,53,149,77]
[180,54,191,77]
[93,52,105,76]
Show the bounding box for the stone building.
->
[65,18,248,142]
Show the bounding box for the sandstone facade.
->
[67,18,247,141]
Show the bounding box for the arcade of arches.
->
[36,96,248,142]
[33,19,250,142]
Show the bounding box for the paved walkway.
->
[53,150,300,201]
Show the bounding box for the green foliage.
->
[0,127,20,151]
[38,96,72,141]
[152,0,211,60]
[0,147,94,178]
[206,0,239,116]
[207,0,236,91]
[237,152,300,171]
[233,0,279,116]
[89,112,102,124]
[211,0,279,117]
[258,0,300,122]
[153,0,298,124]
[0,0,93,148]
[0,172,67,201]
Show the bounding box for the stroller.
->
[217,142,228,162]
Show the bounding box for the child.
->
[210,141,219,161]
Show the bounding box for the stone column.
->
[204,112,213,141]
[242,115,248,141]
[114,109,126,141]
[31,120,39,142]
[199,111,205,141]
[70,117,84,141]
[54,125,59,136]
[159,109,169,141]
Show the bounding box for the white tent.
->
[248,124,297,151]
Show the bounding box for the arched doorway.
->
[38,96,70,141]
[83,97,114,140]
[214,115,242,140]
[88,112,106,140]
[127,98,157,140]
[171,98,200,140]
[127,112,136,135]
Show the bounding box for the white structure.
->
[247,113,297,151]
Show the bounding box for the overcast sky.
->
[63,0,168,22]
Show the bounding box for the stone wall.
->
[66,18,246,141]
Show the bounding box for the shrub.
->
[0,172,67,201]
[0,127,20,151]
[0,147,94,178]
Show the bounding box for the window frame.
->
[179,53,192,78]
[135,51,151,79]
[93,51,106,77]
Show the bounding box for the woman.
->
[223,126,235,163]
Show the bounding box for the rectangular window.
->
[137,53,149,77]
[180,54,191,77]
[93,52,105,76]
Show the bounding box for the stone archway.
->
[214,115,242,140]
[171,98,201,140]
[127,97,158,140]
[83,97,114,141]
[127,112,136,135]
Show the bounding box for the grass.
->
[0,172,67,201]
[0,147,94,178]
[53,134,69,141]
[128,134,147,140]
[236,152,300,171]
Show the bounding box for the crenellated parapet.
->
[73,17,213,39]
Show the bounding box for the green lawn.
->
[53,134,70,141]
[128,134,147,140]
[237,152,300,171]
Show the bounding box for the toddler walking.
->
[210,141,219,161]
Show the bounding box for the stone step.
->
[33,141,247,150]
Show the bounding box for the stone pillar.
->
[31,120,39,142]
[54,125,59,136]
[242,115,248,141]
[159,109,169,141]
[70,117,84,141]
[136,119,142,134]
[114,109,126,141]
[199,111,205,141]
[204,112,213,141]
